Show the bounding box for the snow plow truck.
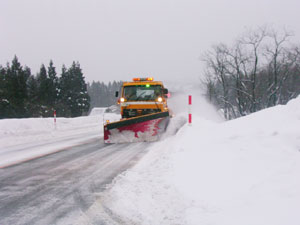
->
[104,77,170,143]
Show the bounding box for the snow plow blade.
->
[104,111,169,143]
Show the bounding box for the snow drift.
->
[100,96,300,225]
[0,115,103,168]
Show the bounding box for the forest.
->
[0,56,120,119]
[202,27,300,119]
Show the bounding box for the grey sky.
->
[1,0,299,83]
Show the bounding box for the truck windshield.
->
[123,85,162,101]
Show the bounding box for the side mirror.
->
[115,91,119,97]
[163,88,168,94]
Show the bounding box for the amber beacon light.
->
[133,77,154,81]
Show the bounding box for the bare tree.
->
[202,26,300,120]
[277,45,300,103]
[223,41,251,116]
[202,44,234,119]
[265,28,293,106]
[239,27,267,112]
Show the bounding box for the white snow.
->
[0,113,104,168]
[89,107,107,116]
[99,94,300,225]
[1,86,299,225]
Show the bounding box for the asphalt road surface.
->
[0,140,150,225]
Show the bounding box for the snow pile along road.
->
[0,113,104,168]
[101,96,300,225]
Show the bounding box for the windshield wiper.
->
[136,90,148,101]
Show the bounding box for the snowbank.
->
[0,116,102,148]
[102,97,300,225]
[0,115,103,167]
[89,107,107,116]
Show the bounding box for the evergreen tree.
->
[34,61,58,116]
[87,80,122,109]
[27,75,40,116]
[1,57,95,118]
[57,65,70,116]
[36,64,51,116]
[36,64,48,104]
[47,60,58,108]
[87,81,101,109]
[5,56,31,117]
[59,62,90,117]
[0,66,9,118]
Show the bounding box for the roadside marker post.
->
[54,110,57,129]
[188,95,192,126]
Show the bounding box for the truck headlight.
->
[157,97,163,102]
[120,97,125,102]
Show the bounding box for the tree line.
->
[0,56,91,118]
[87,81,122,109]
[202,27,300,119]
[0,56,123,119]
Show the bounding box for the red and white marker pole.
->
[188,95,192,126]
[54,110,57,129]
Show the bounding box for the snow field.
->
[0,113,104,167]
[0,81,299,225]
[0,116,101,147]
[101,96,300,225]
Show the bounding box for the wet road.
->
[0,140,149,225]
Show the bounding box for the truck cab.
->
[117,77,168,118]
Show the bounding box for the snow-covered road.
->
[1,85,299,225]
[0,140,151,225]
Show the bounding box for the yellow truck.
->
[104,77,170,143]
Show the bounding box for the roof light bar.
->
[132,77,154,81]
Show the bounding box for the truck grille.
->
[122,109,161,118]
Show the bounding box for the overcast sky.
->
[1,0,299,83]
